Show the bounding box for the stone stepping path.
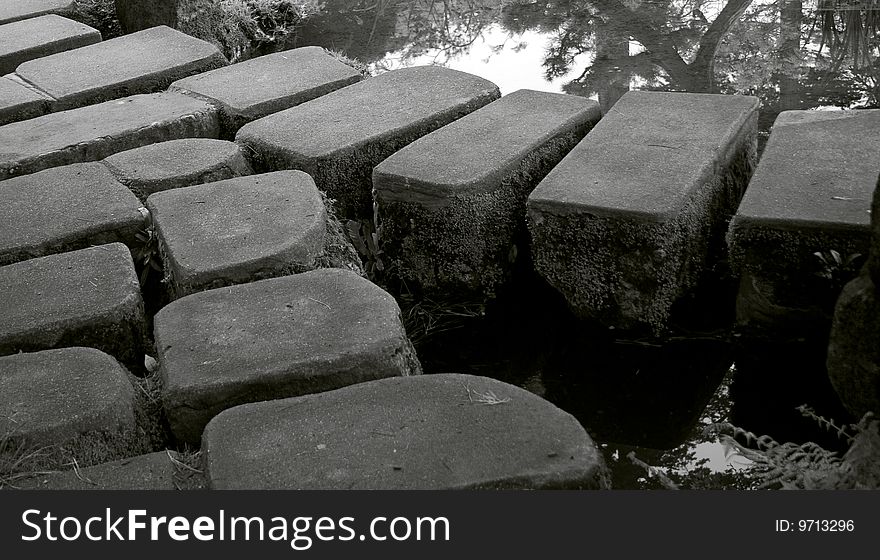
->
[528,91,759,331]
[0,91,219,181]
[154,268,421,444]
[0,75,51,125]
[12,25,226,112]
[0,0,73,25]
[146,171,328,299]
[374,89,601,299]
[103,138,252,201]
[728,109,880,333]
[171,47,363,138]
[0,347,139,468]
[236,66,500,218]
[0,14,101,75]
[201,373,605,490]
[0,243,147,370]
[0,163,146,266]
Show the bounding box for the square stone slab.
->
[0,243,147,369]
[0,162,147,266]
[154,268,422,444]
[170,46,363,138]
[201,374,606,490]
[146,170,328,298]
[0,0,74,25]
[0,14,101,75]
[0,75,51,125]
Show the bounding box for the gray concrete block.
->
[0,75,51,125]
[0,0,74,25]
[0,14,101,75]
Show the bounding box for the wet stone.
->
[103,138,252,201]
[15,25,227,111]
[0,163,146,266]
[0,14,101,75]
[146,171,328,299]
[0,348,138,468]
[527,91,759,332]
[201,373,606,490]
[0,76,51,126]
[170,47,363,138]
[0,0,74,25]
[728,110,880,336]
[236,66,500,218]
[154,269,421,444]
[0,243,147,370]
[374,89,601,299]
[0,92,220,181]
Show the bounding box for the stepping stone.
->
[0,163,146,266]
[0,75,51,125]
[102,138,252,201]
[0,0,73,25]
[201,374,606,490]
[15,25,227,111]
[146,171,328,298]
[374,89,601,299]
[236,66,500,218]
[170,47,363,138]
[0,348,138,469]
[154,269,421,444]
[527,91,759,331]
[14,451,205,490]
[0,14,101,75]
[0,243,147,370]
[728,110,880,334]
[0,91,220,181]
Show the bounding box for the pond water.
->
[280,0,876,488]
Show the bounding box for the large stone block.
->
[0,92,220,181]
[102,138,252,201]
[15,25,227,111]
[728,110,880,336]
[202,374,607,489]
[0,243,147,369]
[236,66,500,218]
[0,75,51,125]
[154,269,421,444]
[374,89,601,299]
[0,0,74,25]
[0,14,101,75]
[528,91,759,331]
[146,171,328,298]
[0,163,146,266]
[114,0,177,32]
[170,47,363,138]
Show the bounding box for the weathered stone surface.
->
[114,0,177,32]
[146,171,328,298]
[0,243,147,369]
[154,269,421,444]
[0,348,138,468]
[728,110,880,335]
[527,91,759,331]
[0,14,101,75]
[374,89,601,299]
[102,138,252,201]
[15,451,206,490]
[202,373,606,490]
[236,66,500,217]
[0,92,220,181]
[0,0,73,25]
[171,47,363,138]
[0,75,51,125]
[0,163,146,266]
[15,25,227,111]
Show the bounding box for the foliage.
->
[814,249,865,292]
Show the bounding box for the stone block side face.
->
[529,114,758,331]
[114,0,178,32]
[0,243,147,370]
[0,15,102,75]
[0,76,52,126]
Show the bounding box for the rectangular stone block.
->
[374,89,601,299]
[0,163,147,266]
[0,75,51,125]
[15,25,227,111]
[727,110,880,334]
[236,66,500,218]
[527,91,759,331]
[0,243,147,370]
[0,91,220,181]
[170,46,363,138]
[0,0,74,25]
[0,14,101,75]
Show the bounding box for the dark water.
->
[279,0,876,488]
